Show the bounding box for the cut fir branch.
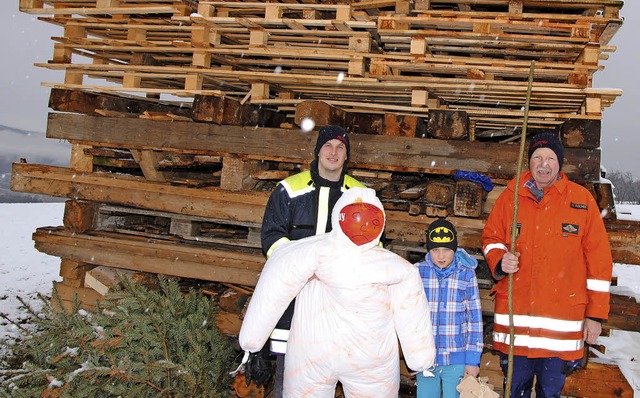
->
[0,276,236,398]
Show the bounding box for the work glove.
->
[244,346,273,387]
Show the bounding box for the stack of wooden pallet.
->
[11,1,638,396]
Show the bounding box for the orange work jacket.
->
[482,171,613,360]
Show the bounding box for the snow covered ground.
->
[1,202,639,396]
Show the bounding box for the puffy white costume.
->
[239,187,435,397]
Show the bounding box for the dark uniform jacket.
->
[260,161,364,353]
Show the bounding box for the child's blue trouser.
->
[416,364,465,398]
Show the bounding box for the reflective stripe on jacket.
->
[482,171,612,360]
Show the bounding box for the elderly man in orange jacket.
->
[482,132,613,398]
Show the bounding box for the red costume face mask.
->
[338,202,384,246]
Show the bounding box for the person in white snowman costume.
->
[238,186,436,397]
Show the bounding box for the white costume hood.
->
[239,187,435,397]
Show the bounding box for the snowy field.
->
[0,202,638,396]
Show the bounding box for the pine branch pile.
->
[0,276,235,398]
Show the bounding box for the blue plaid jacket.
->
[416,248,484,367]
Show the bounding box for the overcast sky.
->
[1,3,638,175]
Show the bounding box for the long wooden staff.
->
[505,61,535,398]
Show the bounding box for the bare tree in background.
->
[606,170,640,204]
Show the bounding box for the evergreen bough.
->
[0,276,235,398]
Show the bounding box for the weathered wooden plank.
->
[48,88,191,118]
[45,113,601,180]
[384,113,426,137]
[130,149,168,182]
[605,221,640,266]
[59,258,94,281]
[294,100,354,129]
[34,227,265,287]
[220,157,264,191]
[562,362,634,398]
[453,180,485,218]
[11,163,268,225]
[52,281,103,313]
[607,293,640,332]
[192,94,286,126]
[294,100,386,136]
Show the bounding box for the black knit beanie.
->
[528,132,564,169]
[314,125,350,159]
[426,218,458,252]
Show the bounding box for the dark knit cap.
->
[314,125,350,159]
[528,132,564,169]
[426,218,458,252]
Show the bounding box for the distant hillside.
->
[0,124,70,203]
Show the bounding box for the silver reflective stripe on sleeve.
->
[483,242,508,257]
[587,278,611,293]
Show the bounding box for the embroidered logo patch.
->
[562,223,579,235]
[570,202,588,210]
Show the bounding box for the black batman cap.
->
[426,218,458,252]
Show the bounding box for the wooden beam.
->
[560,119,601,149]
[11,163,268,226]
[45,113,601,181]
[34,227,264,287]
[192,94,286,126]
[48,88,191,118]
[294,100,355,130]
[130,149,169,182]
[562,362,634,398]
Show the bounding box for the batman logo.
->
[429,226,454,243]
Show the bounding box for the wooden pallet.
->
[19,0,624,137]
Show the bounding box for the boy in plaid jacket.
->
[416,218,484,398]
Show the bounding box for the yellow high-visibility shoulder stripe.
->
[280,171,314,198]
[344,175,366,189]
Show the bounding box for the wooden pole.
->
[505,61,535,398]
